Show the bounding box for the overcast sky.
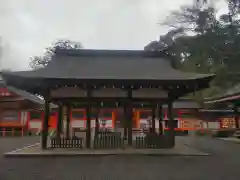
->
[0,0,226,71]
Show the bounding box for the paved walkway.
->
[4,145,208,157]
[4,136,208,156]
[219,137,240,143]
[1,136,240,180]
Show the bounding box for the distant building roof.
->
[6,86,57,109]
[0,72,57,108]
[199,109,234,113]
[163,99,200,109]
[224,83,240,96]
[205,83,240,104]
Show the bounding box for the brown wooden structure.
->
[0,73,57,134]
[2,48,214,149]
[205,84,240,129]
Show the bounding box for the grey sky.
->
[0,0,226,71]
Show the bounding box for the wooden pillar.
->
[66,104,71,138]
[234,104,239,129]
[151,105,156,132]
[86,105,91,148]
[127,89,133,146]
[95,108,99,137]
[123,105,127,140]
[86,89,92,148]
[168,101,175,147]
[127,105,133,146]
[56,104,63,138]
[41,91,50,149]
[158,104,163,135]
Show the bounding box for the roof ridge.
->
[54,48,169,58]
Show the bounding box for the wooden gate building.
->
[2,48,214,149]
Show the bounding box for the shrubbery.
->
[195,129,236,138]
[213,129,236,138]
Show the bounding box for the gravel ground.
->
[0,136,240,180]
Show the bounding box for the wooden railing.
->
[94,131,124,149]
[50,136,83,148]
[135,133,168,149]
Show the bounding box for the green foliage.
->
[213,129,236,137]
[29,39,83,69]
[154,0,240,105]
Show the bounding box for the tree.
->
[29,39,83,69]
[161,0,216,34]
[154,0,240,102]
[144,28,185,51]
[159,0,219,69]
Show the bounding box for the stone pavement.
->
[1,136,240,180]
[4,137,209,157]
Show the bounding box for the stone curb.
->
[3,141,209,158]
[3,152,209,158]
[218,138,240,144]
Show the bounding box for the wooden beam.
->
[151,104,156,132]
[158,104,163,135]
[56,104,63,138]
[51,97,171,103]
[167,100,175,147]
[127,88,133,146]
[123,105,127,140]
[94,108,100,138]
[66,103,71,138]
[52,98,171,108]
[86,88,92,148]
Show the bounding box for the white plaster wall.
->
[20,111,28,125]
[203,122,208,129]
[139,118,160,130]
[71,120,85,128]
[91,120,95,128]
[71,119,113,128]
[99,119,112,128]
[208,122,220,129]
[29,121,41,129]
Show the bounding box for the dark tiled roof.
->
[205,83,240,104]
[3,49,213,81]
[163,100,200,109]
[205,94,240,104]
[223,83,240,96]
[199,109,234,112]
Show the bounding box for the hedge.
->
[212,129,236,138]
